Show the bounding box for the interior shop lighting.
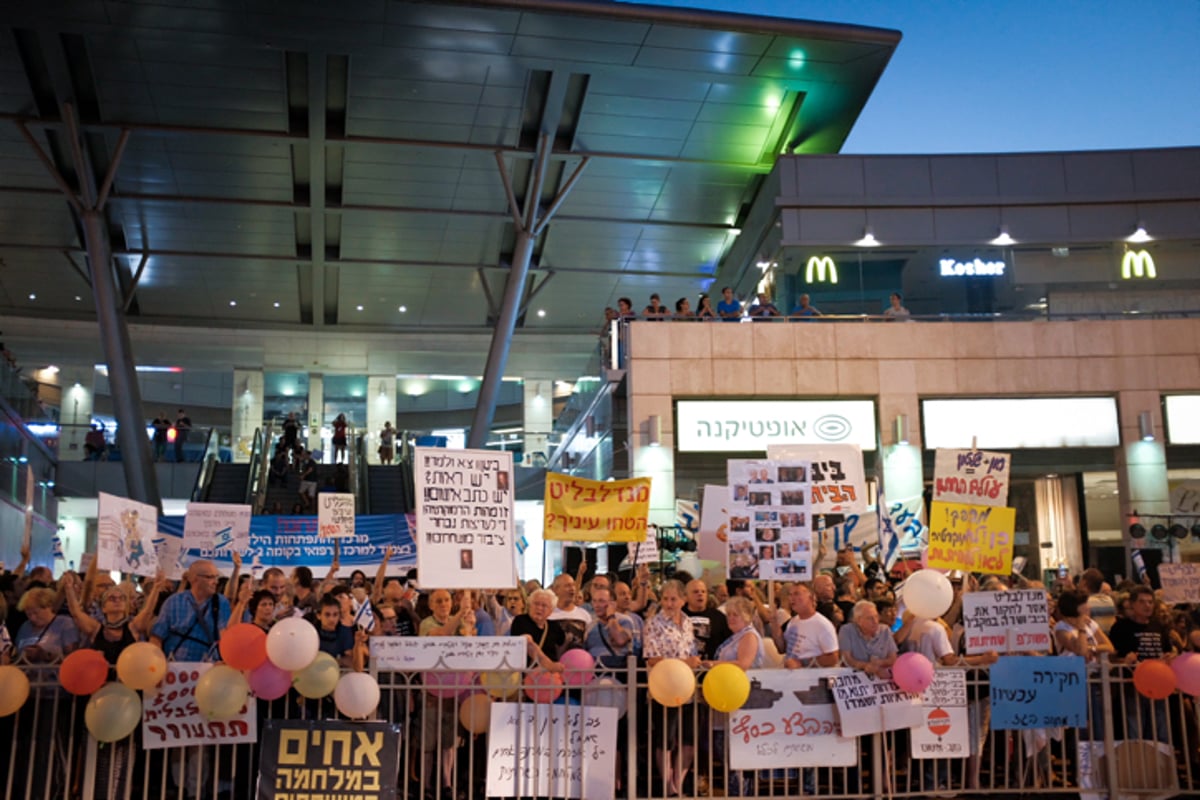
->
[1127,224,1152,244]
[990,226,1016,246]
[855,228,880,247]
[1138,411,1155,441]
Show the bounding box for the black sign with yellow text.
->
[257,719,401,800]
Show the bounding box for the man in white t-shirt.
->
[781,583,840,668]
[550,573,593,652]
[905,616,957,665]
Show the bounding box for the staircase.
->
[203,462,251,503]
[367,463,415,515]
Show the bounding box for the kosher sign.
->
[369,636,527,672]
[727,668,857,769]
[183,502,251,553]
[926,501,1016,575]
[142,663,257,750]
[542,473,651,543]
[830,670,924,737]
[910,670,969,759]
[415,448,516,590]
[317,493,356,539]
[98,492,159,577]
[933,449,1010,507]
[486,703,618,799]
[678,400,877,451]
[990,655,1086,730]
[962,590,1051,654]
[257,719,401,800]
[1158,563,1200,604]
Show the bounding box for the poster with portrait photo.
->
[727,459,812,582]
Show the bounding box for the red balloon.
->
[219,623,268,672]
[524,670,564,704]
[1133,659,1176,700]
[60,649,110,696]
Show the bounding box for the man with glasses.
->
[150,560,231,661]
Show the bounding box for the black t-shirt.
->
[511,615,566,665]
[684,606,731,660]
[1109,617,1172,661]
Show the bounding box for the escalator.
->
[366,462,415,515]
[202,462,252,503]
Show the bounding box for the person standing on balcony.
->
[151,411,171,461]
[717,286,741,321]
[332,413,349,464]
[173,408,192,462]
[378,421,396,465]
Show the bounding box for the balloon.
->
[480,670,521,699]
[267,618,320,672]
[458,693,492,734]
[85,682,143,742]
[902,570,954,620]
[583,676,627,719]
[248,660,293,701]
[892,652,935,694]
[648,658,696,707]
[560,649,596,686]
[425,670,476,699]
[220,623,268,671]
[60,649,110,696]
[195,665,251,720]
[524,669,564,703]
[702,663,751,712]
[1134,659,1176,700]
[1172,652,1200,697]
[334,672,381,719]
[115,642,168,691]
[0,665,31,717]
[293,653,340,699]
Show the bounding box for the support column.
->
[523,380,553,467]
[307,374,325,453]
[1117,391,1170,578]
[232,369,264,463]
[57,366,95,461]
[365,375,397,465]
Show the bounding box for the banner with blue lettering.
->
[989,655,1086,730]
[155,514,416,579]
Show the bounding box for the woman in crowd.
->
[15,587,81,662]
[510,588,565,671]
[420,589,476,800]
[643,579,701,796]
[1054,589,1114,740]
[707,596,765,795]
[63,573,164,665]
[332,413,349,464]
[696,294,716,320]
[673,297,694,319]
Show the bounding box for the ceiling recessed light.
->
[74,295,82,301]
[229,300,237,307]
[273,301,280,308]
[356,305,364,311]
[537,309,546,318]
[398,305,407,313]
[28,293,36,300]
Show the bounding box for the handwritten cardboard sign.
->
[767,444,867,516]
[830,670,924,737]
[910,670,969,759]
[1158,563,1200,604]
[317,493,356,539]
[98,492,159,577]
[990,655,1086,730]
[183,502,251,553]
[927,501,1016,575]
[543,473,651,543]
[368,636,527,671]
[962,590,1052,654]
[727,668,857,769]
[142,663,257,750]
[486,703,617,799]
[933,449,1010,507]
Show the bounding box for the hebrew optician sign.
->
[676,400,877,452]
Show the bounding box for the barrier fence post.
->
[626,656,638,800]
[1099,654,1121,798]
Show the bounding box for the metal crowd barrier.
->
[1,659,1197,800]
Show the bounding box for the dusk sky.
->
[635,0,1200,155]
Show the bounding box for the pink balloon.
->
[524,669,564,703]
[247,661,293,701]
[1171,652,1200,697]
[560,649,596,686]
[892,652,935,694]
[425,670,476,699]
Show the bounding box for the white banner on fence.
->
[415,448,517,589]
[727,668,857,769]
[933,449,1011,507]
[962,590,1052,654]
[766,444,867,516]
[142,663,257,750]
[910,670,970,759]
[368,636,527,671]
[97,492,159,577]
[183,502,251,553]
[486,703,617,799]
[830,670,924,737]
[1159,563,1200,604]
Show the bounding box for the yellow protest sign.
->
[927,501,1015,575]
[543,473,651,542]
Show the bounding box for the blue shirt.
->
[316,622,356,658]
[717,299,741,321]
[151,591,231,661]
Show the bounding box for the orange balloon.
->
[1133,659,1176,700]
[458,693,492,734]
[524,670,564,704]
[60,649,110,696]
[219,623,268,672]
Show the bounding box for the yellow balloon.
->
[702,663,751,712]
[648,658,696,708]
[0,665,31,717]
[195,665,250,720]
[86,682,143,742]
[116,642,168,691]
[480,670,521,699]
[293,652,340,699]
[458,693,492,734]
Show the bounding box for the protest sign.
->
[767,444,868,516]
[415,448,516,589]
[910,670,969,759]
[726,459,813,581]
[1158,563,1200,604]
[183,502,251,553]
[486,703,617,799]
[317,493,356,538]
[878,496,927,571]
[142,663,257,750]
[257,719,401,800]
[698,485,731,570]
[98,492,159,576]
[830,670,924,737]
[962,590,1052,654]
[927,501,1016,575]
[727,668,857,769]
[369,636,527,671]
[628,526,660,566]
[933,449,1011,507]
[990,655,1086,730]
[542,473,651,542]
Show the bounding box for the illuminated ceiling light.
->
[229,300,237,307]
[45,365,58,374]
[281,387,294,396]
[991,226,1016,246]
[356,305,364,311]
[28,293,36,300]
[1127,224,1152,243]
[1138,411,1155,441]
[74,295,82,301]
[273,301,280,308]
[398,305,407,313]
[855,229,880,247]
[787,49,806,70]
[537,309,546,318]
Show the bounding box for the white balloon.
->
[334,672,381,720]
[265,617,320,672]
[583,676,627,719]
[902,569,954,620]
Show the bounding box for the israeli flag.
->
[353,598,376,632]
[52,535,65,561]
[515,534,529,555]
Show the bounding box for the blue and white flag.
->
[353,598,376,632]
[52,535,65,561]
[878,495,927,572]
